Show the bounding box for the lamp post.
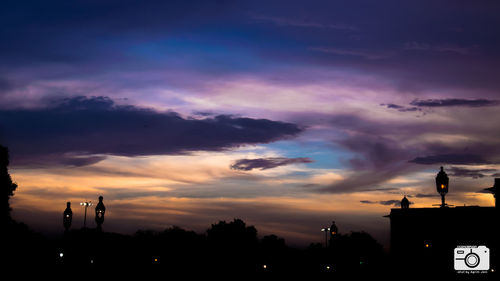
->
[95,196,106,231]
[329,221,338,238]
[80,201,93,228]
[435,167,449,208]
[63,202,72,233]
[321,227,330,248]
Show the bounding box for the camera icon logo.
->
[454,246,490,271]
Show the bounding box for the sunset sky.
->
[1,0,499,247]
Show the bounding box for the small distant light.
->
[90,259,93,264]
[326,266,330,270]
[59,252,64,258]
[491,269,495,273]
[263,264,267,269]
[425,244,430,248]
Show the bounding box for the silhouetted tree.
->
[259,234,289,272]
[261,234,286,253]
[329,231,386,274]
[206,218,259,272]
[1,145,17,223]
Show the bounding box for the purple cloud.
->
[380,103,421,112]
[447,167,497,179]
[230,157,313,171]
[0,96,303,167]
[251,14,358,31]
[409,154,490,165]
[410,98,499,108]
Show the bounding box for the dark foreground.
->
[4,219,496,280]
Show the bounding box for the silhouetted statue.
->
[95,196,105,230]
[63,202,72,232]
[435,166,449,208]
[1,145,17,223]
[401,195,410,209]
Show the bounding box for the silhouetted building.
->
[484,178,499,208]
[95,196,105,230]
[388,169,498,276]
[63,202,72,232]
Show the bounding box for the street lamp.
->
[80,201,93,228]
[435,167,449,208]
[329,221,338,237]
[95,196,106,230]
[321,227,330,248]
[63,202,72,232]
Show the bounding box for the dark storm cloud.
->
[230,157,313,171]
[410,99,499,108]
[0,96,303,166]
[409,154,490,165]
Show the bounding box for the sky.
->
[1,0,499,248]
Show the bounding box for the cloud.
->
[0,96,303,167]
[316,132,417,193]
[403,42,477,55]
[410,98,499,108]
[380,103,421,112]
[309,47,391,60]
[230,157,313,171]
[414,193,440,198]
[0,77,13,92]
[409,154,490,165]
[251,15,358,31]
[447,167,497,179]
[360,199,411,207]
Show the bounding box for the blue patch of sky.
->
[121,36,266,73]
[265,140,352,170]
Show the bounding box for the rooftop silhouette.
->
[388,167,498,278]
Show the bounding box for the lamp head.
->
[435,166,449,195]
